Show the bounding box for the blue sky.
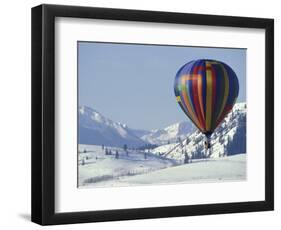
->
[78,42,246,130]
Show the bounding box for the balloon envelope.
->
[174,59,239,136]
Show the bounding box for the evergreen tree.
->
[115,150,119,159]
[123,144,128,156]
[184,151,189,164]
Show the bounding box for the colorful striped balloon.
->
[174,59,239,137]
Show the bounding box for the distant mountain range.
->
[79,103,246,156]
[78,106,194,148]
[140,122,194,145]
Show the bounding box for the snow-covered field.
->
[78,144,178,187]
[117,154,246,186]
[78,144,246,188]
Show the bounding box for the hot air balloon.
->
[174,59,239,153]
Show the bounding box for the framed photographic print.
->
[31,4,274,225]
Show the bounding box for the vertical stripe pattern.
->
[174,59,239,135]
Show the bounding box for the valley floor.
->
[78,144,246,188]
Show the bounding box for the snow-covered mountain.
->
[151,102,247,161]
[140,121,194,145]
[79,106,146,148]
[129,128,151,139]
[79,102,246,156]
[79,106,194,148]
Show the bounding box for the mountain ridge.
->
[79,102,246,154]
[79,106,146,148]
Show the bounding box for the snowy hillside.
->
[79,106,146,148]
[78,144,177,187]
[151,102,247,161]
[140,121,194,145]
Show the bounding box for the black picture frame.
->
[31,4,274,225]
